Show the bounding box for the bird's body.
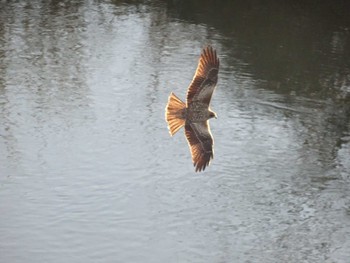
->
[186,102,215,122]
[165,46,220,172]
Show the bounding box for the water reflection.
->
[0,0,93,177]
[0,1,349,263]
[160,0,350,176]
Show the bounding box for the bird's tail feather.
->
[165,92,186,136]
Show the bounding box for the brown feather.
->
[165,92,186,136]
[184,122,214,172]
[186,46,219,106]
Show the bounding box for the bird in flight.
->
[165,46,220,172]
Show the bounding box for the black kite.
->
[165,46,220,172]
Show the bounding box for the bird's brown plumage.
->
[187,46,219,106]
[185,122,214,172]
[165,46,220,172]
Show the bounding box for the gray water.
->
[1,1,350,262]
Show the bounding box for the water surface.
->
[1,1,350,262]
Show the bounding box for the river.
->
[0,1,349,262]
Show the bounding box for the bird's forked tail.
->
[165,92,186,136]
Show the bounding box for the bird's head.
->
[209,110,217,119]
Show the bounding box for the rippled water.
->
[1,1,350,262]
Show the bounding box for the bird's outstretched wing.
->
[186,46,219,106]
[185,122,214,172]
